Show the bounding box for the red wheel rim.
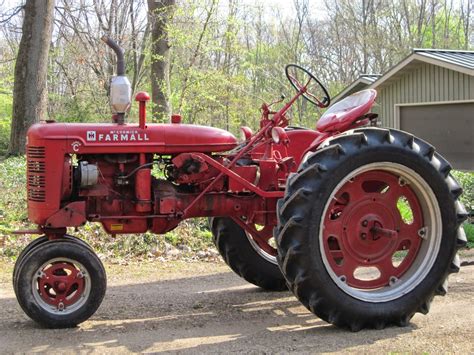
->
[251,225,277,256]
[36,261,86,309]
[322,170,424,289]
[243,223,278,263]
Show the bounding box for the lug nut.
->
[362,220,368,227]
[361,233,367,240]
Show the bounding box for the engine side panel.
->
[27,122,238,155]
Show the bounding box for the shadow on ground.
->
[0,271,415,353]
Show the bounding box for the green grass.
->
[463,223,474,248]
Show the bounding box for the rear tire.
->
[276,128,467,330]
[210,217,287,291]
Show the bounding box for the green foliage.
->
[397,196,414,224]
[463,223,474,248]
[452,171,474,212]
[0,93,12,154]
[454,170,474,248]
[416,10,469,49]
[0,156,27,231]
[0,39,15,153]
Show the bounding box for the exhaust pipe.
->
[101,35,125,76]
[101,36,131,124]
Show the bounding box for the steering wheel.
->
[285,64,331,108]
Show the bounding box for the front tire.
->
[276,128,467,330]
[210,217,287,291]
[15,239,106,328]
[13,235,93,297]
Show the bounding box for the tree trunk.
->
[147,0,175,122]
[9,0,55,155]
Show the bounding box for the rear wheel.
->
[276,128,467,330]
[210,217,287,291]
[15,239,106,328]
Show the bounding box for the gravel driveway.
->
[1,258,473,354]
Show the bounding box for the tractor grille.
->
[27,146,46,202]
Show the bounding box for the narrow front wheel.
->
[13,235,93,297]
[15,239,106,328]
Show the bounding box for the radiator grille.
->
[27,146,46,202]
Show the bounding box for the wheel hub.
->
[37,261,86,310]
[343,201,398,263]
[322,169,425,290]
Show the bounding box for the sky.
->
[1,0,329,20]
[239,0,328,20]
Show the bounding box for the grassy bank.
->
[0,156,473,262]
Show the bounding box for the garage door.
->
[399,102,474,171]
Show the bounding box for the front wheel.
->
[276,128,467,331]
[13,235,93,297]
[15,239,106,328]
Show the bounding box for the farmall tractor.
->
[13,37,467,331]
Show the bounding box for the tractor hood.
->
[27,122,238,155]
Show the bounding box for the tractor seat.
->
[316,89,377,132]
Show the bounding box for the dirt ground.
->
[1,255,473,354]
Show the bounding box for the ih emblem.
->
[87,131,97,141]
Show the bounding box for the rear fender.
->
[300,128,374,166]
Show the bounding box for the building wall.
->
[377,63,474,127]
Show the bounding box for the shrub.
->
[452,171,474,212]
[463,223,474,248]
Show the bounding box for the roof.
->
[414,49,474,70]
[333,49,474,102]
[357,74,381,83]
[332,74,381,103]
[369,49,474,90]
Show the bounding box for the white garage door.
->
[399,102,474,171]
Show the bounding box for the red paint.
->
[171,114,182,124]
[135,153,152,212]
[231,218,276,256]
[37,261,86,308]
[135,169,152,212]
[322,170,423,289]
[24,75,378,253]
[135,91,150,129]
[45,201,86,228]
[316,89,376,132]
[228,166,258,192]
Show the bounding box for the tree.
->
[148,0,176,121]
[9,0,55,155]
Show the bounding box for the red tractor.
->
[13,37,467,331]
